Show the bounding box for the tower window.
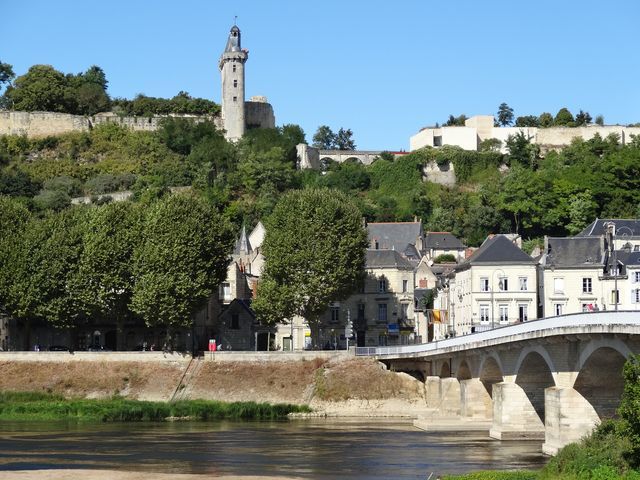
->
[232,64,236,73]
[233,96,237,102]
[233,79,237,88]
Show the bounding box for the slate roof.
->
[425,232,465,250]
[456,235,534,271]
[367,222,423,259]
[544,237,605,268]
[614,250,640,267]
[366,249,415,270]
[579,219,640,237]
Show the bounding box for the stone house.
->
[318,249,416,348]
[451,235,538,336]
[424,231,466,263]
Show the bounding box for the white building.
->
[449,235,538,336]
[410,115,640,154]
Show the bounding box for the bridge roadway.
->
[356,311,640,455]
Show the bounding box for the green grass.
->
[441,473,538,480]
[0,391,311,422]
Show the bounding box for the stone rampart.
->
[0,111,223,138]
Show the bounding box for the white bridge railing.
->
[355,311,640,357]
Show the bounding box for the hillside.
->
[2,119,639,246]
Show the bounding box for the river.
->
[0,419,547,479]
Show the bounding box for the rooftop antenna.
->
[234,15,238,25]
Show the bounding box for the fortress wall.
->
[245,101,275,129]
[0,111,90,137]
[535,126,640,150]
[0,111,224,138]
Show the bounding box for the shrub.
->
[43,175,83,197]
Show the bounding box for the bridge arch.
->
[574,345,628,420]
[439,361,451,378]
[516,351,556,422]
[456,359,472,381]
[479,355,503,398]
[514,345,557,383]
[576,338,632,374]
[344,156,362,164]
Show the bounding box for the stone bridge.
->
[296,144,406,169]
[356,311,640,455]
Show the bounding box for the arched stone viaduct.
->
[356,311,640,455]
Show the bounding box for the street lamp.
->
[491,269,506,330]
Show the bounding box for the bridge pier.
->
[460,378,492,419]
[542,386,600,455]
[489,382,545,440]
[425,376,441,408]
[440,378,461,415]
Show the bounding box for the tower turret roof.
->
[225,25,242,53]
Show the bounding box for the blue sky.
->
[4,1,639,150]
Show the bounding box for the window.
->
[378,334,388,346]
[230,313,239,330]
[480,277,489,292]
[633,289,640,304]
[357,303,365,320]
[634,272,640,283]
[480,305,489,323]
[330,306,340,323]
[553,277,564,294]
[583,277,593,294]
[555,303,563,316]
[519,277,528,291]
[378,279,387,293]
[611,289,620,305]
[378,303,387,323]
[400,303,409,319]
[582,303,591,312]
[498,276,508,291]
[220,282,231,299]
[518,304,528,322]
[232,64,236,73]
[232,96,237,102]
[499,304,509,323]
[433,136,443,147]
[402,280,408,293]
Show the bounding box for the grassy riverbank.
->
[0,392,310,422]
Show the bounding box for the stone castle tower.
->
[219,24,248,141]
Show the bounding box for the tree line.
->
[0,194,234,349]
[0,61,219,116]
[442,103,605,128]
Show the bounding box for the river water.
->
[0,419,547,479]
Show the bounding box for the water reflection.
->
[0,419,547,479]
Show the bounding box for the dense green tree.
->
[0,60,15,94]
[595,114,605,126]
[6,65,67,112]
[334,128,356,150]
[2,208,87,348]
[73,202,142,350]
[496,102,514,127]
[131,194,234,343]
[575,109,593,126]
[554,107,575,126]
[505,131,539,168]
[538,112,554,127]
[33,189,71,211]
[0,170,40,197]
[515,115,540,127]
[618,354,640,467]
[157,117,221,155]
[252,189,368,345]
[312,125,336,149]
[444,114,467,126]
